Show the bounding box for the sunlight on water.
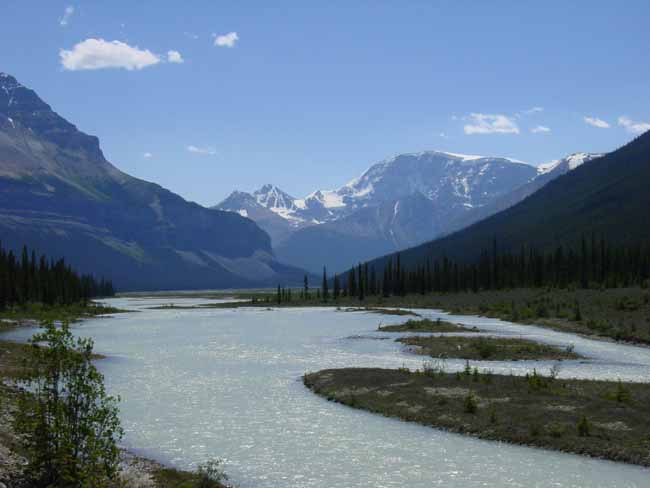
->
[3,297,650,487]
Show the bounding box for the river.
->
[2,297,649,487]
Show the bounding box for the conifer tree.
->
[322,267,329,302]
[303,274,309,300]
[333,273,341,300]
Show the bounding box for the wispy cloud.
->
[463,113,520,135]
[523,106,544,115]
[60,39,161,71]
[143,152,153,159]
[531,125,551,134]
[213,32,239,48]
[60,5,74,27]
[435,132,448,139]
[618,116,650,135]
[583,116,610,129]
[187,145,217,156]
[167,50,184,63]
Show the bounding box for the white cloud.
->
[530,125,551,134]
[60,39,161,71]
[463,113,520,135]
[583,116,610,129]
[187,145,217,156]
[60,6,74,27]
[167,50,184,63]
[143,152,153,159]
[618,116,650,135]
[436,132,448,138]
[214,32,239,48]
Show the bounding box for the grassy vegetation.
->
[153,464,227,488]
[304,367,650,466]
[342,307,419,316]
[0,301,126,328]
[180,287,650,346]
[378,317,474,333]
[396,335,581,361]
[402,288,650,345]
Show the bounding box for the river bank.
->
[161,287,650,347]
[304,367,650,467]
[0,339,229,488]
[0,304,229,488]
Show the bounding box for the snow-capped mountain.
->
[441,152,604,237]
[215,151,542,270]
[216,150,605,273]
[216,151,538,229]
[537,152,603,176]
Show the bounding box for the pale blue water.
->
[3,297,650,487]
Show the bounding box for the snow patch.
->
[443,152,484,161]
[537,153,603,175]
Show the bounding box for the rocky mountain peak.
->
[0,72,104,161]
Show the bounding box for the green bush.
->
[15,321,123,487]
[547,422,565,438]
[577,415,591,437]
[463,392,478,414]
[473,338,497,359]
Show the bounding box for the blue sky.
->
[2,1,649,205]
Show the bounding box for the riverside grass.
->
[378,317,475,333]
[170,287,650,346]
[304,367,650,467]
[396,335,581,361]
[0,301,126,328]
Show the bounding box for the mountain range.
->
[362,130,650,274]
[0,72,304,290]
[216,151,600,273]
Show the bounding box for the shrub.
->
[529,423,541,437]
[463,392,478,414]
[547,422,565,438]
[15,321,123,487]
[577,415,591,437]
[574,301,582,321]
[473,338,497,359]
[463,360,472,376]
[488,405,497,424]
[604,380,632,403]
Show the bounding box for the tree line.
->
[276,236,650,302]
[0,243,115,310]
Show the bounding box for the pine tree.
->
[322,267,329,302]
[333,273,341,300]
[303,274,309,300]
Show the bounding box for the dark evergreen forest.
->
[0,243,115,310]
